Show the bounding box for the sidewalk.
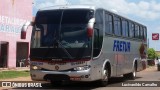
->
[144,65,157,71]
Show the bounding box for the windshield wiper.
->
[56,40,74,60]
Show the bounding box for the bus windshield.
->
[30,9,94,60]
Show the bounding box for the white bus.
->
[21,5,147,86]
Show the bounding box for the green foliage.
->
[0,71,30,80]
[147,48,158,59]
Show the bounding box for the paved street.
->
[1,66,160,90]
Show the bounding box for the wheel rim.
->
[133,68,136,77]
[102,68,108,81]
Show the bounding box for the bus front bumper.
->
[30,69,92,81]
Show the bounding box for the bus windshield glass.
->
[30,9,94,60]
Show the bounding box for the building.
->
[0,0,33,68]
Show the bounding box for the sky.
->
[33,0,160,51]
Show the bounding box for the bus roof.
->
[39,5,96,11]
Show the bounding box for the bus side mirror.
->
[21,21,34,39]
[87,18,95,38]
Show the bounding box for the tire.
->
[123,65,136,80]
[99,65,109,87]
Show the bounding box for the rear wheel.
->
[123,65,136,80]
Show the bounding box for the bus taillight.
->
[87,28,93,37]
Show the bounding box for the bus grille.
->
[44,74,70,81]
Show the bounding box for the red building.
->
[0,0,33,68]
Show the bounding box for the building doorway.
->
[16,42,29,67]
[0,41,8,68]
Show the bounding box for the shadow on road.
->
[12,76,142,90]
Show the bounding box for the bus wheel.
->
[99,65,109,87]
[123,65,136,80]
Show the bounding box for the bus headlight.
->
[74,65,91,71]
[31,65,42,70]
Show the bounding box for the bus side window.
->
[93,10,104,57]
[139,26,144,39]
[105,13,113,35]
[114,16,121,36]
[122,19,129,37]
[129,22,135,38]
[143,27,147,41]
[135,24,140,39]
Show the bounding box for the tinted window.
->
[105,13,113,34]
[139,26,144,39]
[114,16,121,36]
[93,10,104,57]
[135,24,140,38]
[36,9,93,24]
[122,19,129,37]
[129,22,135,38]
[36,10,62,24]
[62,10,94,24]
[143,27,147,40]
[32,9,94,48]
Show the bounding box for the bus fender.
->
[132,58,138,71]
[134,58,143,72]
[101,59,111,79]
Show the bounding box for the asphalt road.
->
[2,66,160,90]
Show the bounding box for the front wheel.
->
[99,66,109,87]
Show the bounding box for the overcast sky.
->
[33,0,160,51]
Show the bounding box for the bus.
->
[21,5,147,86]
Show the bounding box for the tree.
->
[147,48,157,59]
